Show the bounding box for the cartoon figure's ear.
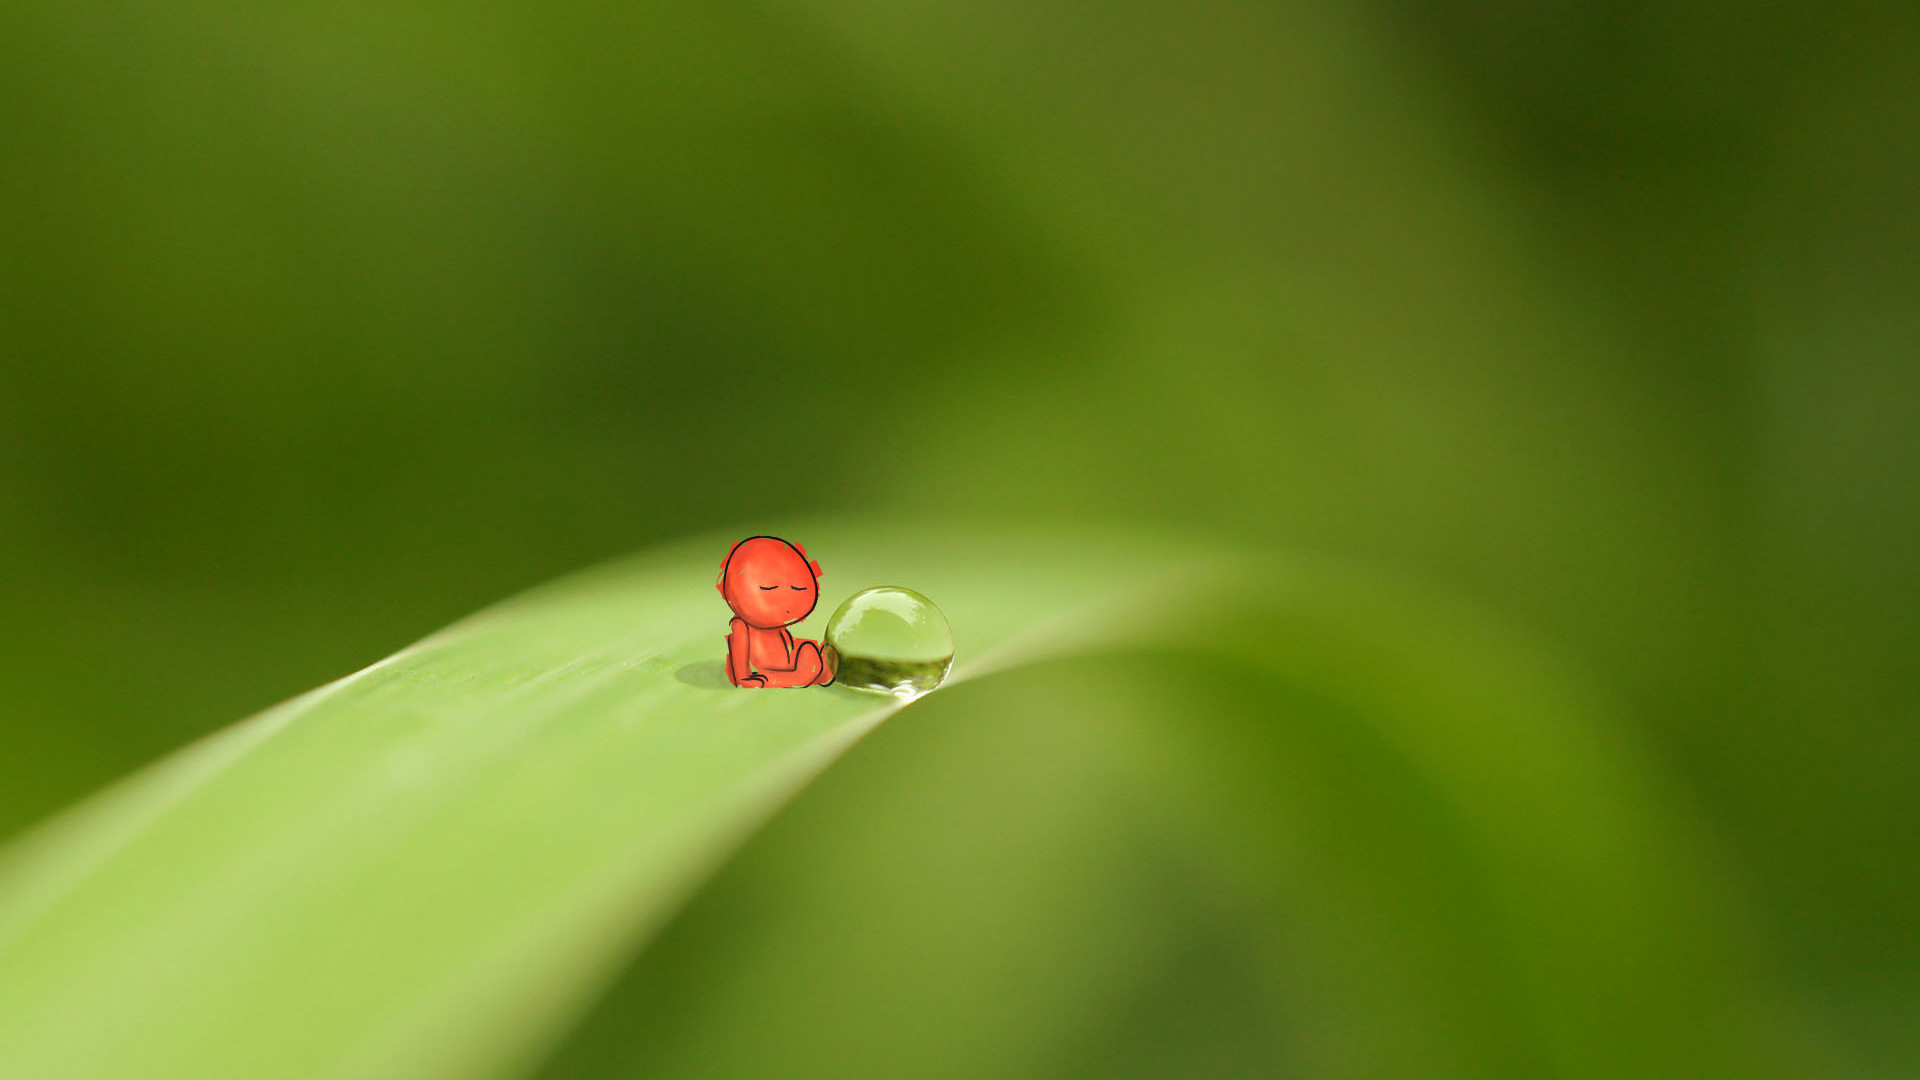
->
[793,542,808,557]
[809,560,823,578]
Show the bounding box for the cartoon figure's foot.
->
[817,642,837,686]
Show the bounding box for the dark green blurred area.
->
[1,0,1914,1074]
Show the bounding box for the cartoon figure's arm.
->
[726,617,764,687]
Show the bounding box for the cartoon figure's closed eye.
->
[716,536,837,688]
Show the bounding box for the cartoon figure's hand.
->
[741,673,767,687]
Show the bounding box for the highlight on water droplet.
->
[823,586,953,699]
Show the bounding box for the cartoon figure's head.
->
[717,536,824,629]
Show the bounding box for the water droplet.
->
[824,586,953,699]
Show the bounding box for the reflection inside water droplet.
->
[824,587,953,699]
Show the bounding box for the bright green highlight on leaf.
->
[0,523,1212,1080]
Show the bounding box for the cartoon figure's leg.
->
[757,641,824,688]
[793,639,834,686]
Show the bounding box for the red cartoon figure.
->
[717,536,837,687]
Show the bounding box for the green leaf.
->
[0,522,1791,1080]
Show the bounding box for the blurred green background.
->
[1,0,1914,1075]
